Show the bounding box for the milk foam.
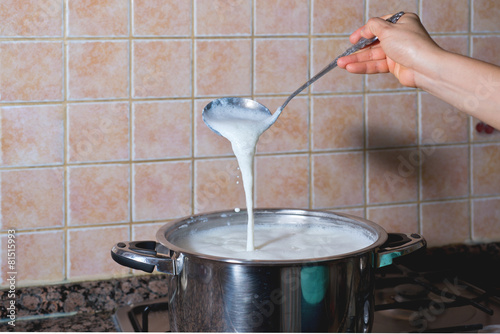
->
[174,224,374,260]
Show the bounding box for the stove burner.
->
[418,323,484,333]
[113,298,170,332]
[480,324,500,333]
[373,264,500,332]
[394,283,429,302]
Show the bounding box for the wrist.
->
[412,47,449,91]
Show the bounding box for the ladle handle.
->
[279,11,405,111]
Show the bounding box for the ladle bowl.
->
[202,11,405,136]
[202,97,272,137]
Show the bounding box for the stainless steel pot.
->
[111,209,425,332]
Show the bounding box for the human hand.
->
[337,13,442,88]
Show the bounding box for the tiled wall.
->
[1,0,499,287]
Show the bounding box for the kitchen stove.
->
[372,263,500,332]
[113,245,500,332]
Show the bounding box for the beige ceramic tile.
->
[68,103,129,163]
[254,38,308,94]
[421,146,469,200]
[68,226,129,279]
[1,105,64,166]
[196,39,252,96]
[472,36,500,66]
[0,0,62,37]
[312,95,364,150]
[312,152,364,208]
[1,231,64,285]
[367,93,418,148]
[367,148,419,204]
[367,0,418,18]
[1,168,64,230]
[194,158,245,213]
[133,101,191,160]
[255,155,309,208]
[133,162,192,221]
[312,38,363,93]
[133,0,191,36]
[133,40,191,98]
[256,97,309,153]
[367,204,418,233]
[132,222,166,241]
[313,0,364,34]
[432,36,468,56]
[420,93,468,145]
[69,165,129,225]
[421,0,469,33]
[421,201,470,247]
[333,208,365,219]
[68,41,128,100]
[255,0,309,35]
[194,99,233,157]
[67,0,128,36]
[195,0,251,36]
[0,42,63,102]
[472,144,500,196]
[473,197,500,241]
[473,0,500,32]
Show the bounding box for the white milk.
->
[204,105,273,251]
[174,223,374,261]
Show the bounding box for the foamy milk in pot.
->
[174,222,375,261]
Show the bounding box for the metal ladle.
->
[203,12,405,136]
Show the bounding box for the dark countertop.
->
[0,274,171,332]
[1,310,117,332]
[1,242,499,332]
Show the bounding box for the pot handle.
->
[111,241,177,274]
[375,233,426,268]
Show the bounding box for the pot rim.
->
[156,208,389,265]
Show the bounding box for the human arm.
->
[337,13,500,130]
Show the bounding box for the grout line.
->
[2,1,500,287]
[308,0,313,209]
[4,31,499,43]
[363,0,368,218]
[417,90,423,234]
[251,0,257,207]
[468,0,474,243]
[128,0,134,241]
[2,140,500,172]
[191,0,196,215]
[62,0,69,283]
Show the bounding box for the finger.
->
[349,26,364,44]
[361,17,393,39]
[337,46,387,68]
[349,13,399,43]
[344,60,390,75]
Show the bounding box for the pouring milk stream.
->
[201,105,275,251]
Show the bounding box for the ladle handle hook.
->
[279,11,405,112]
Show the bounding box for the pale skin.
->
[337,13,500,130]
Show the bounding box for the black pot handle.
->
[376,233,426,268]
[111,241,176,274]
